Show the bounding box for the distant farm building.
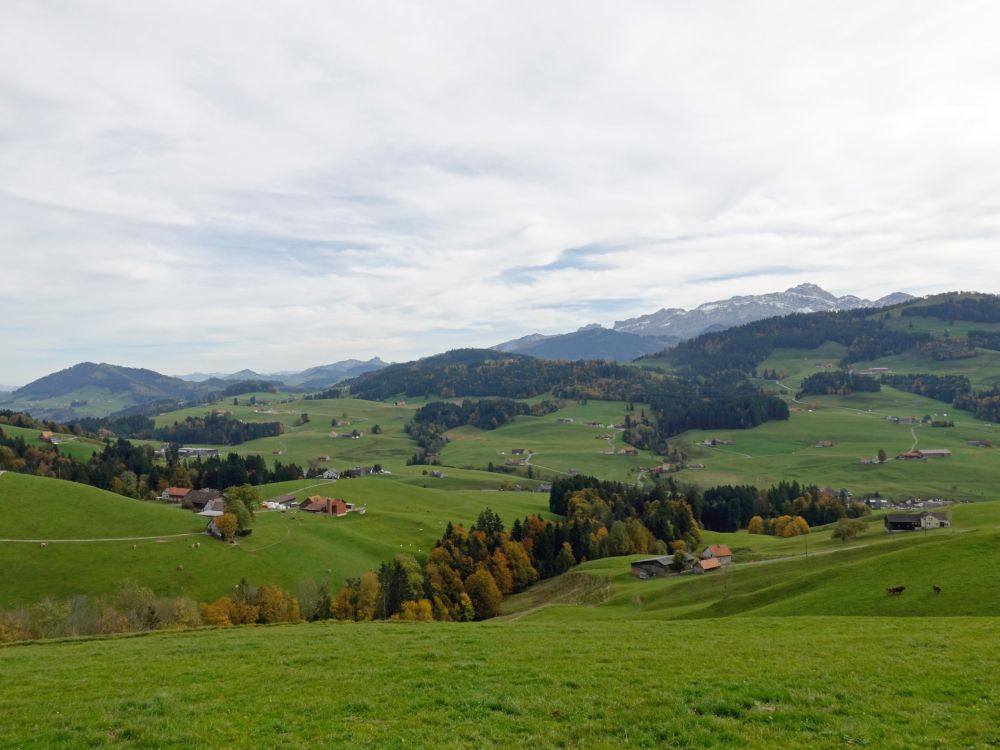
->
[557,417,574,423]
[896,449,952,461]
[918,449,952,459]
[884,512,950,533]
[177,447,219,458]
[300,496,349,516]
[630,556,673,579]
[186,488,222,512]
[694,558,722,574]
[701,545,733,565]
[161,487,191,503]
[38,431,55,443]
[814,440,834,448]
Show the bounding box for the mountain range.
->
[175,358,389,388]
[0,358,392,421]
[0,284,917,419]
[493,283,913,360]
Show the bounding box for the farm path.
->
[742,543,866,567]
[524,452,571,476]
[0,532,204,544]
[260,480,336,502]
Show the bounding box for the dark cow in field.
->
[886,585,906,596]
[933,584,942,594]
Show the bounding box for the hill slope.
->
[493,326,675,360]
[1,362,220,420]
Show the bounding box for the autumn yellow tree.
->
[464,568,501,620]
[355,571,380,621]
[747,515,764,534]
[214,512,238,541]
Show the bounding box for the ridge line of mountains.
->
[1,283,916,420]
[492,283,913,360]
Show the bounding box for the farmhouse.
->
[161,486,191,503]
[630,556,673,579]
[320,469,339,480]
[185,488,222,512]
[694,558,721,574]
[300,496,349,516]
[920,511,950,529]
[895,451,923,461]
[701,544,732,565]
[618,446,638,455]
[918,449,951,459]
[197,498,225,517]
[884,512,951,533]
[176,447,219,458]
[266,493,298,509]
[814,440,834,448]
[38,430,54,442]
[511,448,527,455]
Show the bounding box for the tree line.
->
[796,371,880,399]
[333,478,703,622]
[900,295,1000,323]
[0,428,304,500]
[697,481,869,533]
[884,373,1000,422]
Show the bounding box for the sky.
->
[2,1,999,385]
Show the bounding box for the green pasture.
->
[0,472,550,607]
[755,341,848,390]
[670,384,1000,500]
[504,500,1000,623]
[441,400,654,483]
[851,348,1000,390]
[882,313,1000,338]
[0,385,136,419]
[0,424,105,461]
[154,396,421,472]
[1,615,997,749]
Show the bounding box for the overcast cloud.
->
[2,1,999,384]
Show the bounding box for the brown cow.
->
[886,585,906,596]
[932,584,941,594]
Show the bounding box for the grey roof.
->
[631,556,673,567]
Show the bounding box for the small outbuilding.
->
[701,544,733,566]
[630,556,673,579]
[694,558,721,574]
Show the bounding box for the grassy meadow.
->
[0,423,106,461]
[1,615,997,749]
[0,471,551,607]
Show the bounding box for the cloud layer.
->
[2,1,999,383]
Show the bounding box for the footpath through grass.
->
[1,616,996,749]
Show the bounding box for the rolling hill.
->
[0,471,552,607]
[0,362,223,420]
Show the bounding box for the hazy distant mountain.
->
[282,358,390,389]
[493,326,677,361]
[0,362,222,419]
[613,283,914,340]
[177,369,271,382]
[175,359,389,389]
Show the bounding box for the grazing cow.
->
[886,585,906,596]
[176,564,184,571]
[39,542,48,548]
[933,584,941,594]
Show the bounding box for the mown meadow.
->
[1,615,997,748]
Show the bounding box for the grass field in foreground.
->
[1,616,997,749]
[0,472,551,607]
